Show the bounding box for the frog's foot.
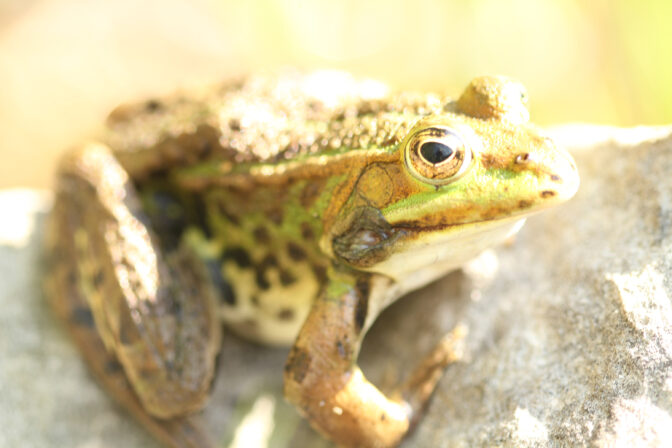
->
[283,268,464,448]
[400,324,466,429]
[46,143,221,444]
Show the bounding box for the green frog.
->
[45,71,579,448]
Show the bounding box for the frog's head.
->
[328,76,579,280]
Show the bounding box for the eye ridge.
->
[419,141,455,165]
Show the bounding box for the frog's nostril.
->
[515,153,533,164]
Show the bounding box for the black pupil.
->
[420,141,454,164]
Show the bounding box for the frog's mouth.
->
[374,190,573,280]
[330,205,528,273]
[383,214,527,276]
[358,214,527,281]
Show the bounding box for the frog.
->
[45,70,579,448]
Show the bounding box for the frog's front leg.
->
[284,267,463,448]
[47,143,220,445]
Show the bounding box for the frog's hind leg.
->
[46,143,221,447]
[44,250,214,448]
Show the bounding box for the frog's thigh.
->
[46,207,215,448]
[48,143,221,420]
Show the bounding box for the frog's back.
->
[106,71,427,346]
[104,70,445,180]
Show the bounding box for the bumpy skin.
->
[46,71,579,448]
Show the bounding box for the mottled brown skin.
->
[46,145,219,447]
[46,71,579,448]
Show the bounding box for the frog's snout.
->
[526,142,580,205]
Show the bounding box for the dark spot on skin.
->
[259,254,278,269]
[119,309,141,345]
[223,248,251,268]
[300,179,326,208]
[285,347,312,384]
[518,200,532,208]
[228,118,241,131]
[145,99,162,112]
[200,141,213,157]
[255,255,278,290]
[356,278,371,300]
[267,209,284,225]
[163,359,175,373]
[301,222,314,240]
[541,190,557,198]
[380,414,386,421]
[480,153,500,169]
[93,269,104,287]
[551,174,562,182]
[170,297,183,318]
[251,295,260,307]
[71,306,94,327]
[354,278,370,333]
[145,189,188,250]
[205,260,235,305]
[104,359,124,374]
[67,270,77,286]
[255,270,270,290]
[193,198,212,239]
[217,201,240,226]
[481,206,508,220]
[336,340,347,359]
[128,276,142,293]
[278,308,295,321]
[253,226,270,244]
[287,242,307,261]
[279,268,297,286]
[312,265,328,284]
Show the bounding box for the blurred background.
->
[1,0,670,188]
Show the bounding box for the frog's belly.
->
[217,260,318,346]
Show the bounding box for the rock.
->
[2,125,672,447]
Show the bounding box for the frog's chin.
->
[367,216,526,291]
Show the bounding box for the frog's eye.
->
[404,126,473,185]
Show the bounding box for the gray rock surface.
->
[2,125,672,447]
